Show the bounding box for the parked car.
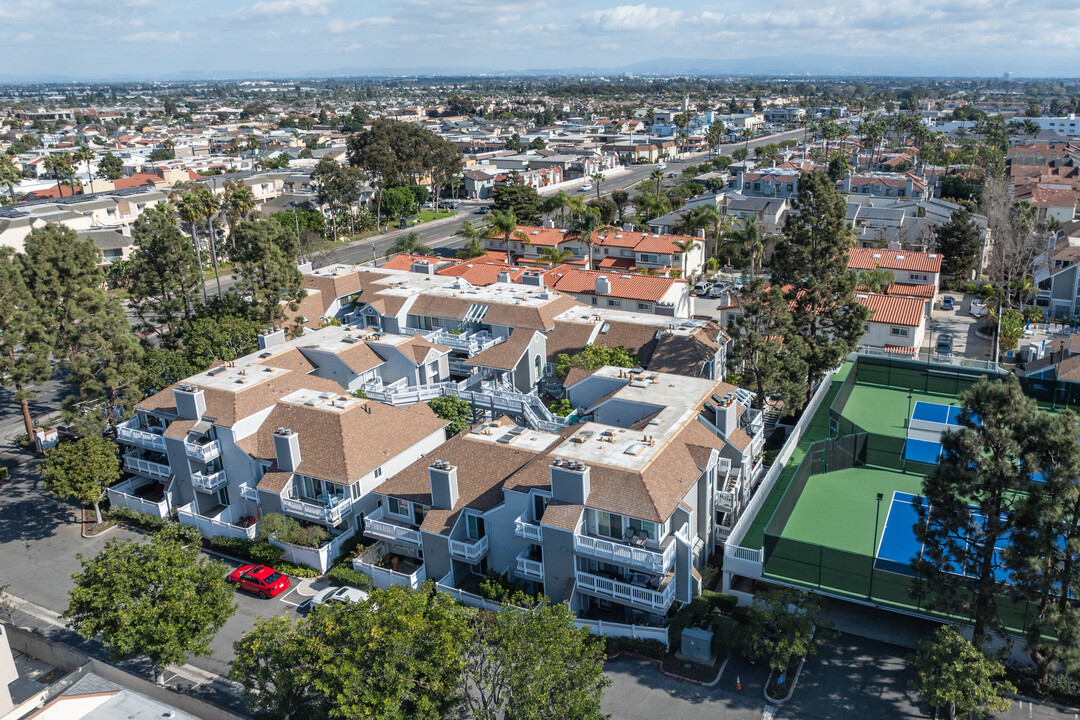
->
[935,334,954,356]
[969,299,988,318]
[657,163,667,170]
[708,283,733,298]
[691,281,713,296]
[941,296,955,311]
[666,172,678,178]
[227,565,290,599]
[299,586,367,613]
[477,206,490,215]
[579,183,593,193]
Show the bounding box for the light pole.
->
[905,389,914,429]
[869,492,884,600]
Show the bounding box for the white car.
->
[579,183,593,192]
[969,299,988,318]
[300,586,368,612]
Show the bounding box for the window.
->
[627,517,658,542]
[909,273,928,282]
[591,297,598,305]
[607,299,621,307]
[597,511,623,540]
[373,467,382,480]
[388,497,407,516]
[638,302,652,311]
[466,514,484,540]
[890,327,909,337]
[533,493,550,522]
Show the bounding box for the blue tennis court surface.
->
[875,491,1010,582]
[903,438,942,464]
[911,401,962,426]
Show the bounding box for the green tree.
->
[935,207,981,280]
[910,626,1013,720]
[454,221,486,259]
[858,266,895,293]
[65,529,237,684]
[0,155,20,203]
[231,614,326,720]
[41,437,119,524]
[182,314,262,368]
[727,278,807,411]
[231,218,305,327]
[913,377,1045,648]
[222,179,258,248]
[590,172,605,202]
[568,208,609,271]
[139,347,200,397]
[391,230,425,255]
[731,147,749,163]
[1005,409,1080,682]
[491,185,541,225]
[97,152,124,181]
[428,395,472,437]
[771,172,870,402]
[610,189,630,224]
[720,216,764,278]
[556,344,638,378]
[44,152,75,196]
[743,587,828,673]
[483,209,529,264]
[0,247,52,439]
[460,602,610,720]
[504,133,523,152]
[128,205,202,343]
[74,145,96,194]
[537,246,574,266]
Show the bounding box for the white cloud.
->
[581,4,682,32]
[122,30,192,43]
[241,0,333,17]
[328,16,395,33]
[14,32,34,42]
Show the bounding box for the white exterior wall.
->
[859,320,925,350]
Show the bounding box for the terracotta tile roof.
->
[374,433,544,535]
[551,268,678,303]
[465,327,537,371]
[514,225,575,247]
[855,292,925,327]
[848,247,942,273]
[436,261,524,286]
[238,399,446,486]
[884,283,936,299]
[597,257,638,271]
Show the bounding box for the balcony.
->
[116,420,167,453]
[107,478,169,518]
[239,483,259,501]
[123,451,171,480]
[281,494,354,526]
[574,533,675,575]
[715,490,736,513]
[575,570,676,613]
[191,469,228,493]
[353,541,426,590]
[515,549,544,581]
[185,438,222,463]
[364,506,421,547]
[514,515,543,542]
[449,535,490,563]
[177,502,257,541]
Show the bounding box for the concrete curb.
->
[605,651,725,687]
[763,656,806,704]
[292,578,319,598]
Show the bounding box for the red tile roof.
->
[848,247,942,273]
[550,268,679,303]
[856,293,925,327]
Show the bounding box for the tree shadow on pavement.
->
[0,458,74,545]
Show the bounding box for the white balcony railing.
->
[176,502,257,540]
[353,542,426,590]
[514,515,543,542]
[715,490,736,513]
[116,421,168,453]
[364,506,421,546]
[574,534,675,575]
[185,439,222,463]
[574,570,675,613]
[191,469,228,493]
[449,535,490,563]
[123,453,171,479]
[515,551,544,580]
[239,483,259,501]
[281,495,353,526]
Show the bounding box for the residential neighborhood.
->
[3,4,1080,720]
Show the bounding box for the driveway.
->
[926,292,994,361]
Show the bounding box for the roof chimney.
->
[542,219,555,229]
[550,458,590,505]
[259,326,286,350]
[429,460,459,510]
[173,383,206,420]
[594,275,611,295]
[497,271,511,284]
[273,427,302,472]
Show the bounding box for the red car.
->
[227,565,290,599]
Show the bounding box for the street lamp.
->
[905,389,914,429]
[869,492,884,601]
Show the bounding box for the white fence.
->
[176,502,257,541]
[270,526,355,573]
[106,479,169,518]
[574,618,669,648]
[353,542,427,589]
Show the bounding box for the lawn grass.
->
[417,209,455,222]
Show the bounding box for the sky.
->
[1,0,1078,80]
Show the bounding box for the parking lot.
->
[926,292,995,361]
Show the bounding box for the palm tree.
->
[542,190,572,228]
[567,208,612,271]
[537,246,573,266]
[174,192,209,303]
[44,152,74,197]
[858,267,894,293]
[223,180,257,251]
[483,209,529,264]
[721,217,765,278]
[590,172,605,202]
[0,155,19,203]
[391,231,425,255]
[676,205,723,261]
[650,168,664,198]
[74,145,96,194]
[672,237,701,277]
[456,238,487,259]
[195,187,224,298]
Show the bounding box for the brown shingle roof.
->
[539,501,585,532]
[236,399,447,486]
[592,321,659,366]
[545,320,600,362]
[255,348,319,375]
[465,328,536,371]
[334,342,385,373]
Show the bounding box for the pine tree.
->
[0,247,52,439]
[128,205,202,345]
[231,218,304,327]
[771,172,871,401]
[913,377,1046,650]
[726,277,808,412]
[935,207,982,279]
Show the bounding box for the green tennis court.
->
[841,385,959,438]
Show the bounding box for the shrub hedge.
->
[327,565,374,592]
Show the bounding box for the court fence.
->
[851,353,1001,397]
